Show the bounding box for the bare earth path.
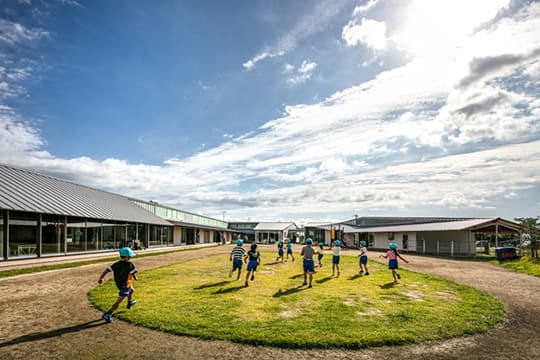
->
[0,246,538,360]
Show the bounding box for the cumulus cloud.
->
[342,18,387,50]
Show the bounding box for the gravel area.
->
[0,246,538,360]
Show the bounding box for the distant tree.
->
[515,217,540,258]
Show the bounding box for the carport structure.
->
[344,217,521,256]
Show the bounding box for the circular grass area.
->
[89,252,504,348]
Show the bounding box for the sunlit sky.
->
[0,0,539,223]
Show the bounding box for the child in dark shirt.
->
[98,247,138,323]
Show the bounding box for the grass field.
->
[89,252,504,349]
[491,255,540,277]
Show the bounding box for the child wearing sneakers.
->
[301,238,317,288]
[229,239,247,280]
[286,238,295,262]
[358,241,369,275]
[379,243,409,284]
[98,247,138,323]
[331,240,342,277]
[317,242,324,267]
[244,243,261,287]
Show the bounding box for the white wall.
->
[416,231,473,255]
[173,227,182,245]
[372,232,417,252]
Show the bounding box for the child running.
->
[276,239,284,263]
[286,238,295,262]
[379,243,409,284]
[331,240,341,277]
[98,247,138,324]
[244,243,261,287]
[317,242,324,267]
[229,239,247,280]
[358,240,370,275]
[301,238,317,288]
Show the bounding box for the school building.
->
[0,164,232,261]
[308,217,521,256]
[227,222,298,243]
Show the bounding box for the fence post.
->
[423,238,426,254]
[451,241,454,257]
[437,240,439,255]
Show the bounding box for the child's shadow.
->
[213,285,245,294]
[315,276,333,284]
[264,261,283,266]
[379,282,396,289]
[194,280,233,290]
[289,274,303,279]
[273,286,307,297]
[349,274,362,280]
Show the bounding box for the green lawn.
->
[491,255,540,277]
[89,252,504,349]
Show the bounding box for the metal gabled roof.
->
[344,218,503,233]
[0,164,171,225]
[253,222,297,231]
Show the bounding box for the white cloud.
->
[286,60,318,85]
[282,63,295,74]
[353,0,381,16]
[342,18,387,50]
[243,2,349,70]
[0,19,49,45]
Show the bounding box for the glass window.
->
[41,214,65,255]
[9,211,38,258]
[388,232,395,241]
[127,224,137,247]
[87,220,102,251]
[149,225,161,246]
[67,217,86,253]
[102,221,116,249]
[0,212,4,260]
[403,233,409,249]
[115,223,126,248]
[137,224,148,248]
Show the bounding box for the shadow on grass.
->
[380,282,396,289]
[289,273,304,279]
[264,261,284,266]
[349,274,362,280]
[0,320,105,348]
[194,280,233,290]
[273,285,307,297]
[213,285,245,294]
[315,276,333,284]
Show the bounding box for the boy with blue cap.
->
[357,240,370,275]
[301,238,317,288]
[98,247,138,323]
[229,238,247,280]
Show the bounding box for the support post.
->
[495,223,499,248]
[451,240,454,257]
[437,240,439,255]
[3,210,9,260]
[37,213,42,257]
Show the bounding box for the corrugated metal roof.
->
[254,222,297,231]
[0,164,171,225]
[167,220,234,232]
[345,218,496,233]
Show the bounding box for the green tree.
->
[515,217,540,258]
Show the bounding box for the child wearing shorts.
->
[244,243,261,287]
[286,239,295,262]
[317,242,324,267]
[276,239,284,263]
[301,238,317,288]
[358,240,369,275]
[98,247,138,323]
[331,240,341,277]
[379,243,409,284]
[229,239,247,280]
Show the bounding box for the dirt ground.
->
[0,246,539,360]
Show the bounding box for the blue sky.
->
[0,0,539,222]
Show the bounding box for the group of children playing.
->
[97,238,409,323]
